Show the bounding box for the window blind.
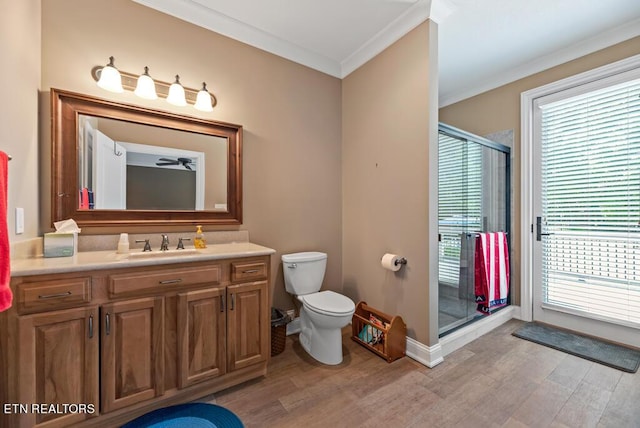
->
[540,77,640,326]
[438,133,482,285]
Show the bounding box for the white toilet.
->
[282,252,355,365]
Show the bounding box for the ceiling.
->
[134,0,640,106]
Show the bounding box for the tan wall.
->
[342,21,439,344]
[37,0,343,311]
[0,0,40,245]
[439,36,640,305]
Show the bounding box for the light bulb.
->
[194,82,214,112]
[167,75,187,106]
[134,66,157,100]
[96,56,124,93]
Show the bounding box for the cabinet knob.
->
[88,314,94,339]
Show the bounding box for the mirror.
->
[51,88,243,228]
[78,115,227,211]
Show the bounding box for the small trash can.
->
[271,308,291,356]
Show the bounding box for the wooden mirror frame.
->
[51,88,242,228]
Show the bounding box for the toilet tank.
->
[282,252,327,295]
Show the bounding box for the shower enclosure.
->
[438,123,511,336]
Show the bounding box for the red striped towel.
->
[474,232,509,315]
[0,151,12,312]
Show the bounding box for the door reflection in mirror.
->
[78,115,226,211]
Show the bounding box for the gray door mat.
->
[512,322,640,373]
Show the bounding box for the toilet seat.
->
[300,291,355,316]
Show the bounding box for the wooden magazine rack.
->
[351,301,406,362]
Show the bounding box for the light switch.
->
[15,207,24,234]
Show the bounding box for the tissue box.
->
[44,232,77,258]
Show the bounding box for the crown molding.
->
[341,0,456,77]
[439,16,640,107]
[429,0,457,24]
[132,0,342,77]
[133,0,455,79]
[340,1,431,78]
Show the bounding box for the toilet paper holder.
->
[381,253,408,271]
[394,257,407,266]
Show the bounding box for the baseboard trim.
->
[511,305,523,320]
[404,305,520,368]
[406,337,444,368]
[439,305,520,357]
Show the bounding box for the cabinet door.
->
[227,281,269,371]
[17,306,99,427]
[177,287,227,388]
[101,297,164,413]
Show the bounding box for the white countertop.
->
[11,242,276,277]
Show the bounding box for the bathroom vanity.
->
[0,243,274,428]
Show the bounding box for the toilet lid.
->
[302,291,355,315]
[281,252,326,263]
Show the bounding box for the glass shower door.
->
[438,124,510,336]
[438,132,482,334]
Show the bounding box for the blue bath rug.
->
[121,403,244,428]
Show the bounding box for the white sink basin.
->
[127,248,198,259]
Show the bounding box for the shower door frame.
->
[438,123,511,336]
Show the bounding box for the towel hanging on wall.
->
[474,232,509,315]
[0,151,12,312]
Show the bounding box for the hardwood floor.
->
[203,320,640,427]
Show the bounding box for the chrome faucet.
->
[177,237,190,250]
[135,239,152,252]
[160,234,170,251]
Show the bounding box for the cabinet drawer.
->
[231,260,267,282]
[109,264,222,297]
[17,277,91,314]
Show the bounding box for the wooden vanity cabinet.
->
[2,255,271,428]
[100,296,165,413]
[176,264,270,386]
[177,287,227,388]
[227,281,270,371]
[16,306,99,427]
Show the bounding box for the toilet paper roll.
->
[381,253,402,272]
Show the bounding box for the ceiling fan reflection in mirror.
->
[156,157,194,170]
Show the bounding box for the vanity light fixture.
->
[133,66,158,100]
[96,56,124,93]
[194,82,214,112]
[92,56,217,111]
[167,75,187,107]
